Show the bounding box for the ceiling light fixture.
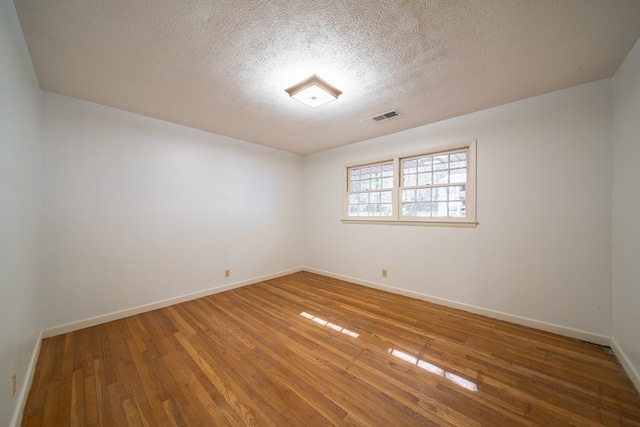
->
[284,75,342,108]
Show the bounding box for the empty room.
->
[2,0,640,425]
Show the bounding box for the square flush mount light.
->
[284,75,342,108]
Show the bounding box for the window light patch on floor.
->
[300,312,359,338]
[388,348,478,392]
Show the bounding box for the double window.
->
[344,140,476,225]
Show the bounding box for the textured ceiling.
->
[13,0,640,155]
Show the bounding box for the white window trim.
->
[342,139,477,227]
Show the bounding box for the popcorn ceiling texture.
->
[14,0,640,154]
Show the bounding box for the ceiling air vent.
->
[371,110,399,122]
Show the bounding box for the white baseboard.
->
[10,329,43,427]
[42,267,303,338]
[303,267,612,347]
[611,337,640,393]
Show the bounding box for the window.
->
[400,149,467,219]
[346,161,394,217]
[344,140,476,226]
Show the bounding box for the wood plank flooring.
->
[22,272,640,426]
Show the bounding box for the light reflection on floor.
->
[388,348,478,392]
[300,312,360,338]
[298,311,476,392]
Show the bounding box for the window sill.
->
[341,218,478,228]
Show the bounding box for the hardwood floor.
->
[22,272,640,426]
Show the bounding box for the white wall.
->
[612,38,640,390]
[304,79,613,341]
[0,0,42,424]
[41,92,303,330]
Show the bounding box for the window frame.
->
[342,139,477,227]
[344,159,397,221]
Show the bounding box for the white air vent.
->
[371,110,400,121]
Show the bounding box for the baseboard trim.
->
[10,329,43,427]
[303,267,611,347]
[611,337,640,393]
[42,267,304,338]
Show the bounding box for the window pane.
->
[370,192,381,204]
[371,178,381,189]
[349,205,358,215]
[403,159,417,174]
[382,177,393,188]
[448,186,465,201]
[416,188,430,201]
[381,204,392,216]
[349,194,359,204]
[402,189,416,202]
[433,155,448,170]
[449,201,465,217]
[433,187,447,201]
[416,202,430,217]
[417,157,432,172]
[382,164,393,177]
[359,193,368,203]
[450,152,467,169]
[432,202,448,217]
[403,174,416,187]
[417,172,432,186]
[450,168,467,184]
[381,191,392,203]
[434,171,448,184]
[361,179,371,191]
[402,203,416,216]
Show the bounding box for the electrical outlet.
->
[11,373,16,397]
[382,269,388,278]
[224,269,230,278]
